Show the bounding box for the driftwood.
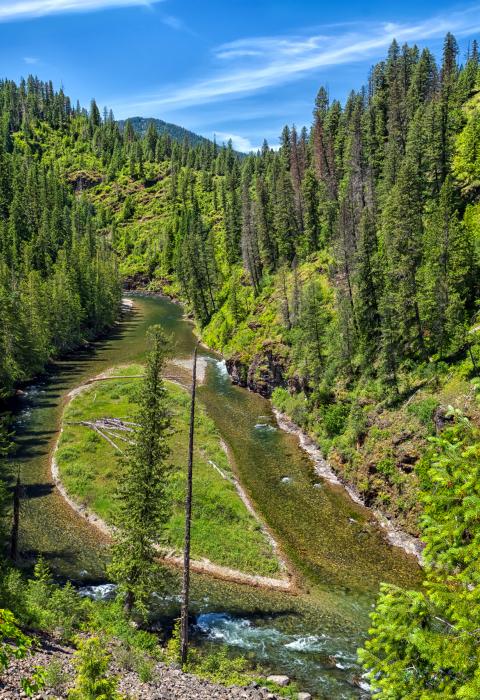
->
[82,374,180,384]
[67,418,139,454]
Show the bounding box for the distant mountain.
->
[117,116,210,147]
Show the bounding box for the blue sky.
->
[1,1,480,151]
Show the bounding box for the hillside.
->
[118,116,211,148]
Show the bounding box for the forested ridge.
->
[117,116,213,149]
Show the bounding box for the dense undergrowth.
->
[0,560,295,698]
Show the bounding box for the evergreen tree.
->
[108,326,172,616]
[360,417,480,698]
[420,177,473,357]
[380,156,426,359]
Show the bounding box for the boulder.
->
[297,694,312,700]
[433,405,454,433]
[266,675,290,687]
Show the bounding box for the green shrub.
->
[88,598,159,656]
[271,388,308,428]
[376,458,396,477]
[406,397,438,428]
[24,559,91,640]
[0,608,32,671]
[321,403,350,437]
[191,646,251,687]
[43,659,72,693]
[271,387,289,412]
[68,637,122,700]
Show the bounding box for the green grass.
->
[57,364,279,577]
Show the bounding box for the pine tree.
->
[108,326,171,616]
[291,280,330,386]
[381,156,426,360]
[360,417,480,698]
[241,178,261,293]
[420,177,473,357]
[355,207,381,369]
[68,637,122,700]
[300,168,320,255]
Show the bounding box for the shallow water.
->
[11,295,421,698]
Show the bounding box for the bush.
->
[191,646,251,687]
[68,637,122,700]
[271,388,309,428]
[24,559,91,640]
[271,387,289,412]
[406,397,438,428]
[43,659,72,693]
[321,403,350,437]
[87,598,159,656]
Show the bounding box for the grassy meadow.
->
[56,364,279,577]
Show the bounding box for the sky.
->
[0,1,480,151]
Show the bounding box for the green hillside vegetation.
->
[1,40,478,537]
[118,116,212,149]
[56,364,279,577]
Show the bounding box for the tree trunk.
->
[469,345,478,375]
[124,589,135,616]
[181,346,197,668]
[10,473,20,563]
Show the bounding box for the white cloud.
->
[0,0,163,22]
[113,5,480,113]
[161,14,182,30]
[23,55,38,64]
[214,131,260,153]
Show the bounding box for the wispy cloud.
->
[214,131,260,153]
[160,12,196,35]
[161,14,182,30]
[0,0,163,22]
[23,55,39,64]
[114,5,480,113]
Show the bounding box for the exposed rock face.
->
[123,272,150,290]
[226,356,248,388]
[66,170,102,191]
[226,345,289,398]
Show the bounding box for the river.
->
[11,294,421,699]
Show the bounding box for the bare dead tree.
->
[10,470,20,563]
[180,345,197,667]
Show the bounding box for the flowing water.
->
[11,295,421,699]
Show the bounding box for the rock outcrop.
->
[226,344,289,398]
